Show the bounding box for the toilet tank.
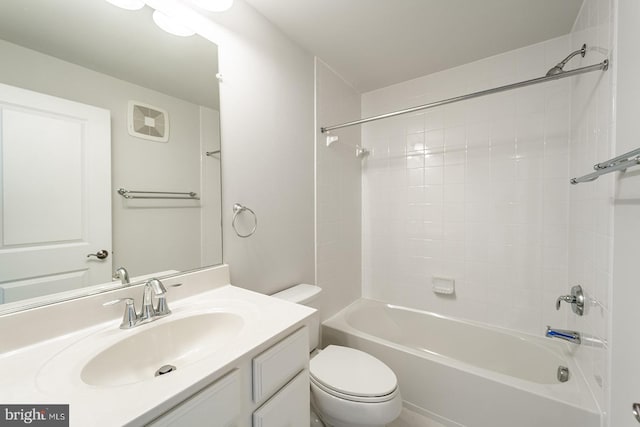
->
[271,284,322,351]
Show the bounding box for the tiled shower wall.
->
[361,35,576,336]
[568,0,615,418]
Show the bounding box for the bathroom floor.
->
[311,407,446,427]
[388,408,448,427]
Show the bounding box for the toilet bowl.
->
[272,285,402,427]
[310,345,402,427]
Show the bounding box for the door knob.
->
[87,249,109,260]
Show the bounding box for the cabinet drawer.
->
[149,369,241,427]
[252,370,309,427]
[252,326,308,403]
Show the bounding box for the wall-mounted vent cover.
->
[128,101,169,142]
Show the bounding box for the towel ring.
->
[232,203,257,238]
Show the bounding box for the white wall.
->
[315,59,361,320]
[567,0,615,420]
[610,1,640,426]
[200,107,223,268]
[361,35,575,335]
[0,39,221,278]
[205,1,316,294]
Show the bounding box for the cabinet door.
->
[149,370,241,427]
[252,327,308,403]
[252,370,309,427]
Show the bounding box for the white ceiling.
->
[0,0,219,108]
[245,0,584,92]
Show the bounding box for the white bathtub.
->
[322,299,600,427]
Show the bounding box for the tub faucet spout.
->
[545,326,581,344]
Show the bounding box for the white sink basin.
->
[8,276,317,427]
[80,312,244,387]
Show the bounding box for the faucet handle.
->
[556,295,576,310]
[155,294,171,317]
[103,298,138,329]
[120,298,138,329]
[555,285,585,316]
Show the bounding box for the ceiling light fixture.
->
[152,10,196,37]
[104,0,146,11]
[189,0,234,12]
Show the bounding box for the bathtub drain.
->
[557,365,570,382]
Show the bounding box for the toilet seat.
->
[310,345,398,403]
[310,374,400,403]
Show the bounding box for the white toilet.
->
[272,284,402,427]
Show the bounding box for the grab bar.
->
[117,188,200,200]
[594,146,640,169]
[570,146,640,184]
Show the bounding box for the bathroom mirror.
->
[0,0,222,312]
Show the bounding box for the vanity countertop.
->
[0,270,315,426]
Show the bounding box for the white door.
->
[0,83,111,304]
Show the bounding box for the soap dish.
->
[432,277,455,295]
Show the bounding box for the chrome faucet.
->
[140,278,171,321]
[545,326,581,344]
[113,267,130,285]
[111,278,171,329]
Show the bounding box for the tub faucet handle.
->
[555,285,584,316]
[556,295,575,310]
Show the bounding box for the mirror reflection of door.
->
[0,83,111,303]
[0,0,222,310]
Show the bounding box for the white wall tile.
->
[358,10,615,421]
[362,35,579,337]
[568,0,614,419]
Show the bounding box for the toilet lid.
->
[310,345,397,398]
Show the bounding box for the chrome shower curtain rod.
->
[320,59,609,134]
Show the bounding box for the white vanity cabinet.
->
[252,327,309,426]
[147,327,310,427]
[252,371,309,427]
[148,370,242,427]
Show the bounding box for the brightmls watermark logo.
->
[0,405,68,426]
